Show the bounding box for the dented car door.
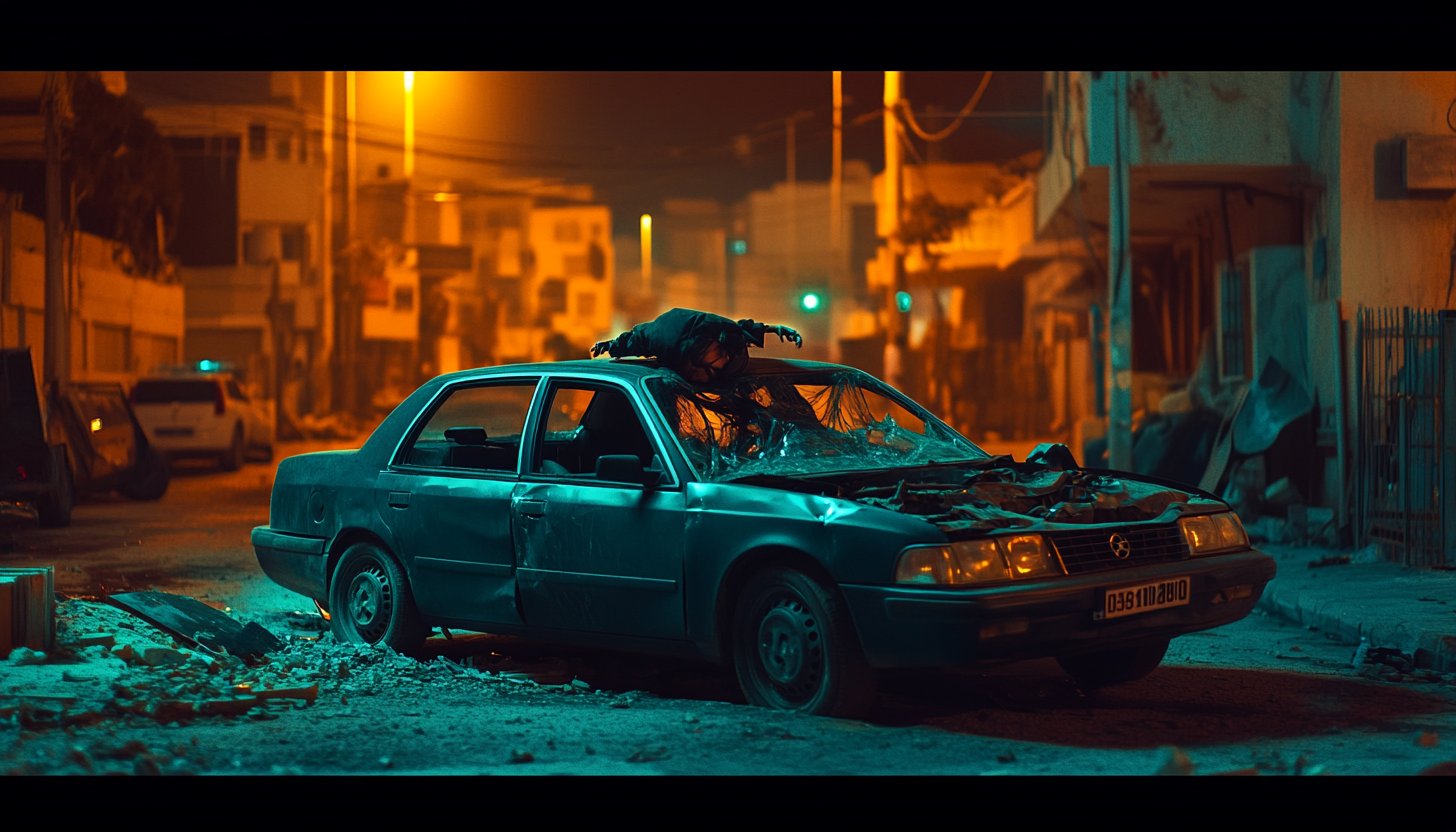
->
[511,380,687,640]
[377,379,540,626]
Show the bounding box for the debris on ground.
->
[1,598,599,751]
[1348,645,1453,685]
[1307,555,1351,568]
[107,591,283,658]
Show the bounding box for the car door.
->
[376,377,541,626]
[511,378,687,640]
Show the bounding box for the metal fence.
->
[1357,307,1456,568]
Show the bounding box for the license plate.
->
[1095,576,1190,620]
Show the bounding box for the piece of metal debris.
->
[107,591,283,658]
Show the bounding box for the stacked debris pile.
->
[1353,645,1453,685]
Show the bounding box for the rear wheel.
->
[36,446,74,528]
[118,445,169,501]
[1057,639,1169,688]
[327,543,427,654]
[732,567,877,718]
[220,424,245,471]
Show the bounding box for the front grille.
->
[1049,524,1189,575]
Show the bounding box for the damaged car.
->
[253,358,1274,718]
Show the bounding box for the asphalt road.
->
[4,442,1456,775]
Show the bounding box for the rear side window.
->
[400,381,538,473]
[133,380,219,404]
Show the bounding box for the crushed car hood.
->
[728,447,1226,534]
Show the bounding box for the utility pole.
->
[830,71,842,257]
[402,71,416,245]
[883,71,906,390]
[320,70,335,414]
[42,72,69,386]
[1108,71,1134,471]
[339,69,359,417]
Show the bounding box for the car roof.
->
[438,356,858,383]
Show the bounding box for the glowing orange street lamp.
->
[640,214,652,293]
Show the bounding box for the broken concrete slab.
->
[107,591,282,658]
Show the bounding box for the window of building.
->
[280,226,305,261]
[554,220,581,242]
[394,285,415,312]
[487,209,520,228]
[1219,265,1247,380]
[576,292,597,320]
[298,130,309,164]
[275,131,291,162]
[538,279,567,318]
[92,324,130,373]
[248,124,267,160]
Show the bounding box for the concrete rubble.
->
[1,597,602,767]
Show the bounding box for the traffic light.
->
[798,291,825,313]
[895,291,913,313]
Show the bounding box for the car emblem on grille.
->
[1109,533,1131,559]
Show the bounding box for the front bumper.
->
[252,527,328,599]
[839,549,1276,669]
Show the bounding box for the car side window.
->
[534,383,661,479]
[400,381,537,473]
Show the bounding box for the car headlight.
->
[1179,512,1249,555]
[895,535,1061,585]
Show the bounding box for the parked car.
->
[1,349,74,528]
[0,348,168,527]
[131,368,273,470]
[251,358,1275,717]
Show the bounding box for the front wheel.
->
[1057,639,1169,688]
[732,567,877,718]
[327,543,427,654]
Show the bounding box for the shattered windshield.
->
[646,370,985,482]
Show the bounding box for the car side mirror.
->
[596,454,643,483]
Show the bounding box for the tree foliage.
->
[66,72,181,277]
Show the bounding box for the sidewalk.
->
[1254,541,1456,673]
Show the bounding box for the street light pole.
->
[830,71,842,255]
[403,71,416,245]
[640,214,652,295]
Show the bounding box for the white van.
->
[130,372,273,470]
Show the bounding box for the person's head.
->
[680,339,731,383]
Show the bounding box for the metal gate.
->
[1356,308,1456,568]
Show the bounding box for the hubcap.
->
[754,597,823,703]
[346,565,392,642]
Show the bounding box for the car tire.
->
[254,443,274,463]
[220,424,245,471]
[118,445,170,502]
[1056,639,1170,688]
[732,566,878,718]
[327,543,427,654]
[35,447,74,528]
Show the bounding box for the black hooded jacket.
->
[600,309,776,370]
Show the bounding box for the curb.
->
[1257,576,1456,674]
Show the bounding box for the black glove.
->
[590,340,614,358]
[769,325,802,348]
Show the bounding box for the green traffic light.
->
[800,292,821,311]
[895,291,912,313]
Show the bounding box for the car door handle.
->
[388,491,410,509]
[517,499,546,517]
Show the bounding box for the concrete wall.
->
[2,210,184,385]
[1336,71,1456,312]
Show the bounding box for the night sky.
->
[128,71,1045,236]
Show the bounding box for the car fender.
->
[684,480,944,661]
[266,449,402,592]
